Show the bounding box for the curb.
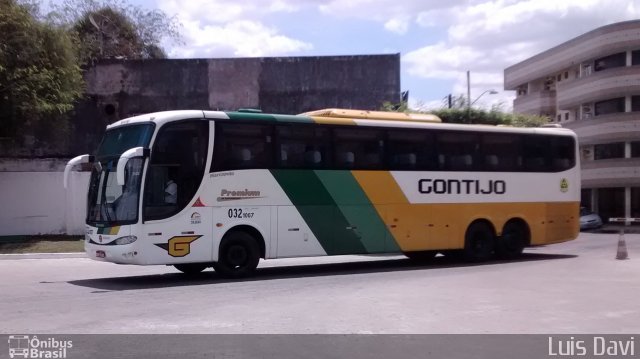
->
[0,253,86,260]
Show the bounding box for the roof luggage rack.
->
[301,108,441,123]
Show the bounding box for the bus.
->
[64,108,580,277]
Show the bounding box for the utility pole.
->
[466,70,471,122]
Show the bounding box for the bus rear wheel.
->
[496,221,527,259]
[212,231,260,278]
[174,263,208,275]
[463,222,495,262]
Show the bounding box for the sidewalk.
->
[0,252,86,260]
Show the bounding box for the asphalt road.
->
[0,232,638,334]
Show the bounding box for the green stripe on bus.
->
[315,171,399,253]
[225,112,314,123]
[270,169,367,255]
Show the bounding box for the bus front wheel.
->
[496,221,527,259]
[463,222,495,262]
[174,263,208,275]
[212,231,260,278]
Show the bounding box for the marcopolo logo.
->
[8,335,72,358]
[190,212,201,225]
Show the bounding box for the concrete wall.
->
[0,159,89,235]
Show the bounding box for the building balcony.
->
[513,90,556,115]
[564,111,640,145]
[581,157,640,188]
[557,66,640,109]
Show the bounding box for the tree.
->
[0,0,83,135]
[48,0,181,64]
[382,97,549,127]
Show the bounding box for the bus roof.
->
[106,109,576,138]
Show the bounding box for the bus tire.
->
[404,250,438,262]
[496,221,527,259]
[174,263,208,275]
[212,230,260,278]
[463,221,495,262]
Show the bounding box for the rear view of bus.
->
[64,109,580,277]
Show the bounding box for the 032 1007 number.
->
[228,208,254,219]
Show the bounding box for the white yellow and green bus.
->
[64,108,580,277]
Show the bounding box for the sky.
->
[67,0,640,111]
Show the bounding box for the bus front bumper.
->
[84,241,145,265]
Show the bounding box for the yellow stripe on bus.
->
[309,116,357,126]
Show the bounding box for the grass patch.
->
[0,235,84,254]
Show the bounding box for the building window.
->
[557,114,561,122]
[594,142,624,160]
[594,52,626,72]
[564,113,569,121]
[632,188,640,225]
[598,188,625,224]
[581,189,592,210]
[632,50,640,66]
[564,71,569,79]
[631,141,640,157]
[594,97,625,116]
[632,96,640,112]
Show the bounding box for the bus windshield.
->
[87,124,154,225]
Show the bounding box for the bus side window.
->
[437,131,478,171]
[522,135,551,172]
[276,125,329,169]
[212,123,273,171]
[387,129,435,171]
[332,127,384,170]
[480,133,521,172]
[550,136,576,171]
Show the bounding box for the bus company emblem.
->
[155,235,202,257]
[560,178,569,193]
[217,189,263,202]
[191,212,201,225]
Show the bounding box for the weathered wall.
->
[1,54,399,158]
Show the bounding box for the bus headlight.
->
[115,236,138,245]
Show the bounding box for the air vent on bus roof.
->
[300,108,441,123]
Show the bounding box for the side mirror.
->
[116,147,150,185]
[63,154,94,189]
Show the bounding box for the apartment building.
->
[504,20,640,224]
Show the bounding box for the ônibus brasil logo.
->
[8,335,72,358]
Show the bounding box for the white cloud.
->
[168,20,312,58]
[158,0,313,57]
[153,0,640,108]
[397,0,640,107]
[384,17,410,34]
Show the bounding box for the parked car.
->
[580,207,603,230]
